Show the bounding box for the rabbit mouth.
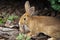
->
[20,24,30,34]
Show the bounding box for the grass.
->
[16,33,31,40]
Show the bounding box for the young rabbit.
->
[19,1,60,40]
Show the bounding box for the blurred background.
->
[0,0,60,40]
[0,0,60,23]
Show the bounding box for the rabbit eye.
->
[24,18,26,20]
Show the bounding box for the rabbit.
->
[19,1,60,40]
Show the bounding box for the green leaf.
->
[0,19,4,24]
[49,0,60,11]
[16,33,31,40]
[8,15,18,21]
[16,33,25,40]
[26,36,31,40]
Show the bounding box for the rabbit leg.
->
[48,38,57,40]
[27,32,32,37]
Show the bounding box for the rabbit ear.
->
[29,6,35,16]
[25,1,35,16]
[25,1,30,12]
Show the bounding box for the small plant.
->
[0,18,4,24]
[16,33,31,40]
[0,13,18,25]
[8,14,18,21]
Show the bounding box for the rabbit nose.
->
[19,25,25,33]
[19,23,24,33]
[20,27,24,33]
[19,22,30,34]
[19,22,20,26]
[23,25,30,34]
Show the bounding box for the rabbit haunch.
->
[19,1,60,40]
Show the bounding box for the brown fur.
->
[19,1,60,40]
